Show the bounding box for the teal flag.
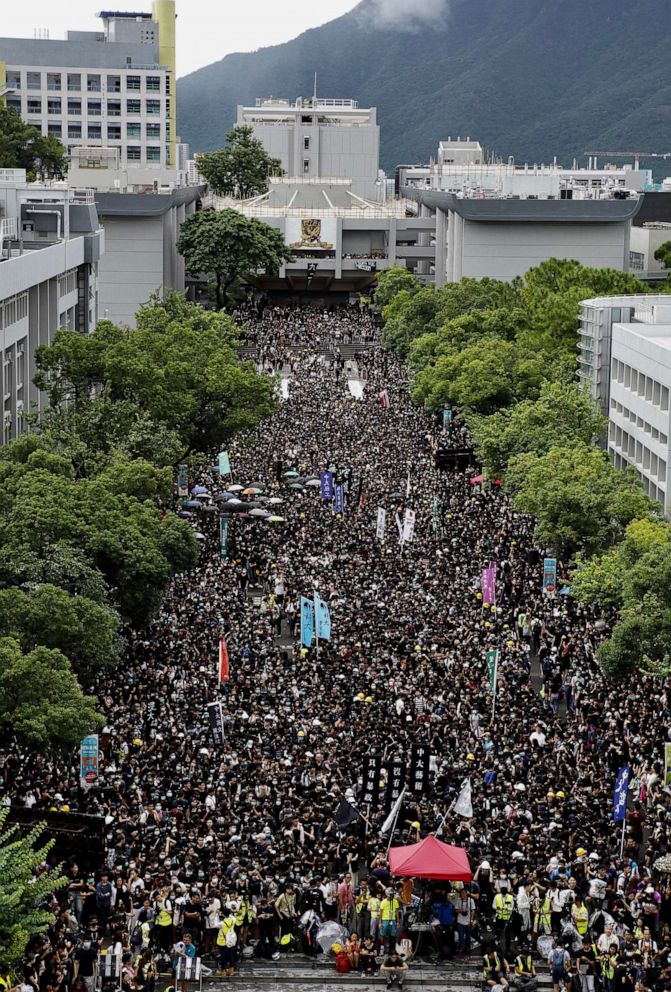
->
[486,649,499,691]
[218,450,231,476]
[315,594,331,640]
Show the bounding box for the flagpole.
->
[619,816,626,859]
[314,591,319,659]
[385,787,406,856]
[435,797,456,838]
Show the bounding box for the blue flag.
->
[334,484,345,515]
[614,765,631,822]
[315,595,331,640]
[320,472,334,501]
[300,597,315,648]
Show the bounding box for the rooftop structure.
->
[237,94,381,200]
[0,1,177,170]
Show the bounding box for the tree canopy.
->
[0,106,67,180]
[195,125,284,199]
[177,209,293,310]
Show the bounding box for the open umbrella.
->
[200,505,218,514]
[191,485,209,496]
[193,492,211,501]
[288,483,304,490]
[249,508,271,518]
[228,484,244,492]
[305,479,321,488]
[267,515,286,522]
[177,511,193,519]
[194,532,206,541]
[284,471,299,478]
[268,497,284,505]
[247,482,265,490]
[242,488,257,495]
[183,500,202,509]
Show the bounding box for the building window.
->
[87,74,101,92]
[127,146,142,161]
[146,146,161,161]
[126,75,141,90]
[107,75,121,93]
[107,100,121,117]
[146,76,161,91]
[87,124,102,140]
[26,99,42,115]
[0,292,28,330]
[48,98,61,115]
[126,99,141,115]
[7,98,21,113]
[146,99,160,115]
[7,70,21,90]
[301,115,312,124]
[87,100,102,116]
[629,251,645,271]
[67,99,81,115]
[26,71,41,90]
[303,159,310,173]
[146,123,161,138]
[107,124,121,141]
[68,124,82,140]
[48,123,62,138]
[304,136,310,150]
[67,73,81,92]
[58,270,77,297]
[47,72,61,92]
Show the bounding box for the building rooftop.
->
[405,188,643,222]
[97,10,152,17]
[205,178,406,219]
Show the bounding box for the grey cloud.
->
[364,0,450,27]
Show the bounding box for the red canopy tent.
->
[388,835,472,881]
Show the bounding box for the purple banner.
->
[481,562,497,605]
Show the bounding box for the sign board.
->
[80,735,99,788]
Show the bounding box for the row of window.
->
[610,451,666,507]
[13,97,166,117]
[0,292,28,331]
[610,398,668,445]
[44,122,164,151]
[611,358,670,411]
[609,424,668,482]
[58,270,77,298]
[7,71,165,93]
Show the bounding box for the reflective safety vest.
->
[380,897,399,922]
[494,893,514,921]
[216,917,236,947]
[516,955,533,976]
[368,897,381,920]
[235,900,252,926]
[603,955,617,980]
[355,893,370,912]
[156,900,172,927]
[574,905,589,935]
[484,953,501,977]
[534,897,551,927]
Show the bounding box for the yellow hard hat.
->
[556,791,566,799]
[507,640,514,648]
[576,847,587,857]
[484,622,491,629]
[133,738,142,745]
[411,821,420,829]
[467,753,476,761]
[297,730,305,737]
[365,696,373,703]
[483,602,490,609]
[476,592,483,600]
[357,692,365,701]
[547,791,556,799]
[280,934,292,945]
[61,804,70,812]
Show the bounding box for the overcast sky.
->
[2,1,361,78]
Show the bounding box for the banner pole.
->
[385,794,405,857]
[314,591,319,659]
[435,797,456,838]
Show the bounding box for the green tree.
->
[195,125,284,198]
[0,807,67,973]
[413,337,518,412]
[35,294,277,460]
[0,585,121,678]
[506,443,654,556]
[177,209,293,310]
[0,638,101,749]
[375,266,420,308]
[654,240,671,271]
[0,106,67,180]
[470,381,606,474]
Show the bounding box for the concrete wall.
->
[460,220,628,281]
[97,213,164,325]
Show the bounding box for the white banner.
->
[454,778,473,818]
[376,507,386,541]
[402,508,416,544]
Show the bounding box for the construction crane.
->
[584,150,671,170]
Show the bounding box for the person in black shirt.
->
[380,951,408,988]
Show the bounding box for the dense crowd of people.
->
[4,303,671,992]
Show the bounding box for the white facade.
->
[578,295,671,413]
[0,169,104,443]
[607,319,671,511]
[629,223,671,276]
[237,97,380,199]
[0,3,177,170]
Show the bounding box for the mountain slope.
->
[177,0,671,171]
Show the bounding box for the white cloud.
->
[365,0,450,27]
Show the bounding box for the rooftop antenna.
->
[313,72,318,105]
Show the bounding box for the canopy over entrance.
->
[388,835,472,881]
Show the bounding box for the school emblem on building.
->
[290,218,333,250]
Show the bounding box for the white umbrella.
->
[305,479,321,488]
[249,508,271,517]
[268,497,284,505]
[227,484,244,492]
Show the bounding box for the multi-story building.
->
[0,168,104,443]
[0,2,177,170]
[237,96,381,200]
